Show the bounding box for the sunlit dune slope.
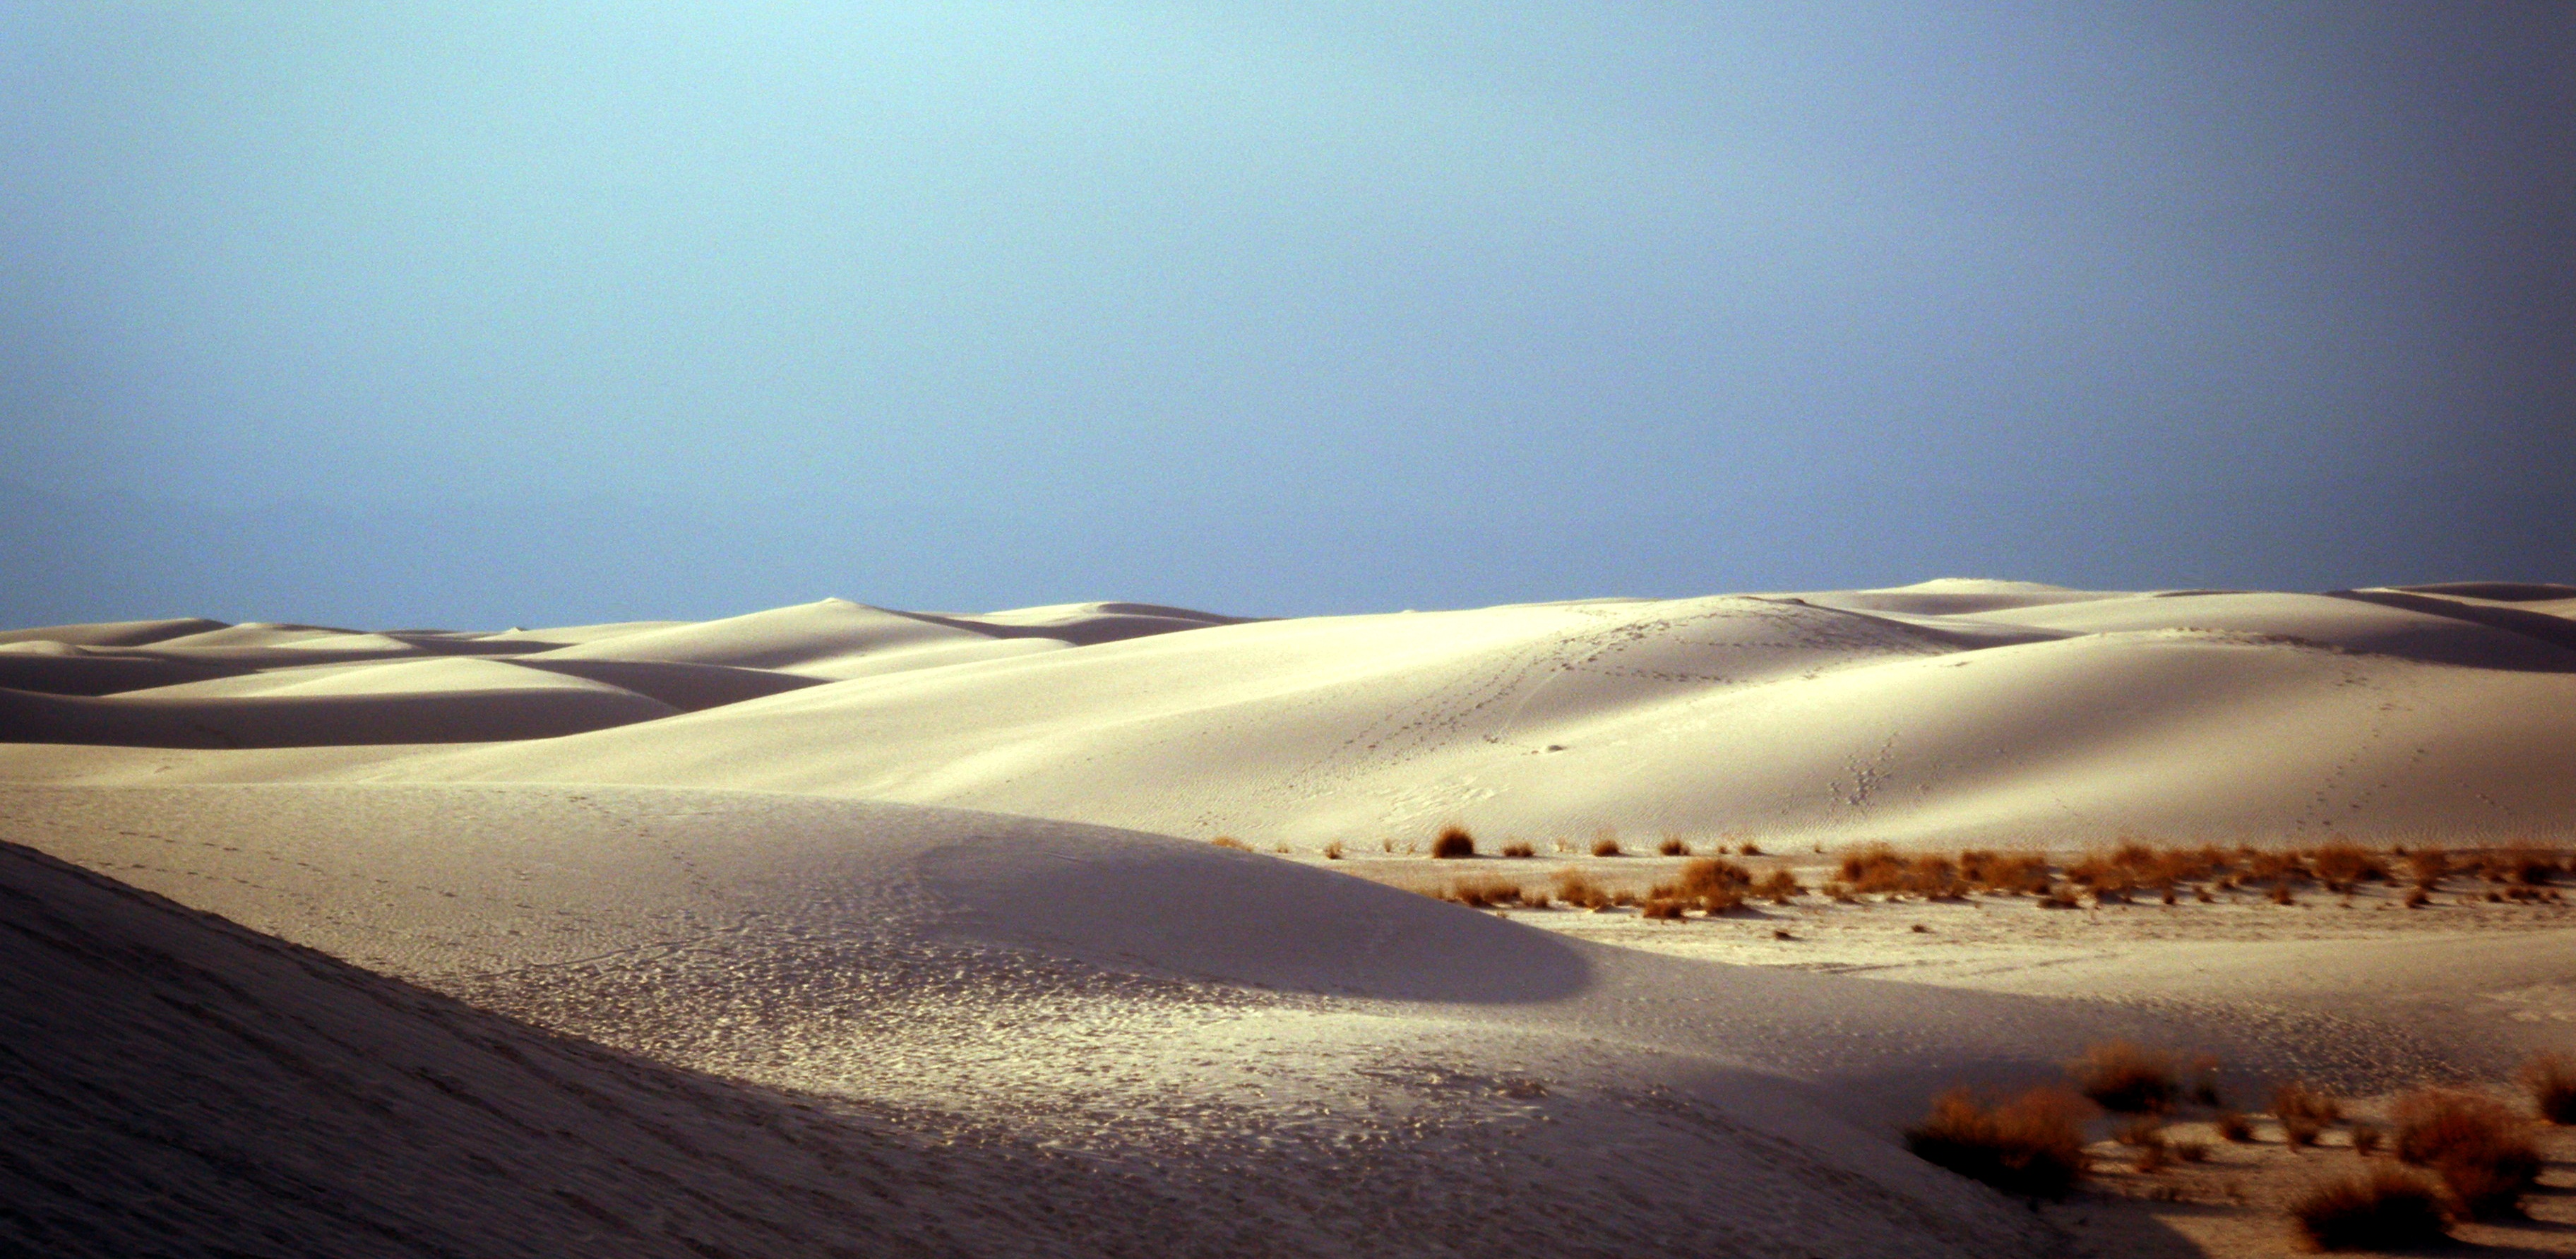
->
[1,582,2568,846]
[390,584,2576,846]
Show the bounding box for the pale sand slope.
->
[83,580,2550,849]
[6,782,2089,1258]
[1,839,1257,1259]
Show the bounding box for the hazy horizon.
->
[6,2,2569,627]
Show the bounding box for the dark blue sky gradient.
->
[3,2,2568,626]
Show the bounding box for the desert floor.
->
[6,579,2574,1256]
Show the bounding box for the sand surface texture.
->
[4,580,2573,1257]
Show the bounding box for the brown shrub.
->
[1909,854,1965,899]
[2407,847,2447,889]
[2310,841,2383,889]
[1755,869,1804,904]
[2521,1052,2576,1123]
[2392,1088,2541,1219]
[2037,883,2081,909]
[1551,870,1609,909]
[1500,842,1535,859]
[1739,840,1765,857]
[1903,1086,2094,1199]
[1657,835,1690,857]
[2289,1165,2450,1251]
[1592,837,1624,858]
[1211,836,1251,850]
[2173,1138,2210,1164]
[2070,1042,2178,1114]
[2216,1109,2254,1142]
[1444,878,1521,907]
[1640,898,1688,921]
[2277,1080,2343,1128]
[2269,882,2296,906]
[1959,849,2052,895]
[1839,844,1908,893]
[1431,827,1477,859]
[2404,887,2430,908]
[2349,1121,2383,1156]
[1519,888,1551,909]
[1322,841,1344,860]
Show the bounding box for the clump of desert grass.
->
[1958,849,2052,895]
[1499,841,1536,859]
[1657,833,1691,857]
[1210,835,1252,851]
[1430,826,1477,859]
[2349,1121,2383,1157]
[1321,840,1343,860]
[1439,876,1523,908]
[1903,1086,2094,1198]
[2274,1080,2342,1148]
[2069,1042,2178,1114]
[2289,1164,2450,1251]
[2392,1087,2541,1219]
[2521,1051,2576,1123]
[1754,868,1803,904]
[1650,857,1753,914]
[1551,870,1612,911]
[1835,845,1968,899]
[2215,1109,2255,1142]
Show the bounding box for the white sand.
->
[4,579,2572,1256]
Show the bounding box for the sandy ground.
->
[5,580,2574,1256]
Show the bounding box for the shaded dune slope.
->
[0,840,1152,1259]
[1,785,2092,1258]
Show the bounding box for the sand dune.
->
[3,783,2085,1257]
[295,585,2575,848]
[5,580,2571,1255]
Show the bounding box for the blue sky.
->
[3,2,2568,626]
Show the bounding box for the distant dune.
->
[6,582,2574,1256]
[6,582,2568,847]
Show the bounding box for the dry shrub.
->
[1592,837,1624,858]
[1822,880,1857,904]
[2070,1042,2178,1114]
[2216,1109,2255,1142]
[1903,1087,2094,1199]
[1443,878,1522,908]
[1211,836,1251,850]
[1500,841,1536,859]
[2392,1088,2541,1219]
[1519,888,1551,909]
[1909,854,1965,899]
[2277,1080,2344,1128]
[2309,840,2384,890]
[1753,869,1803,903]
[2173,1138,2210,1164]
[1431,826,1478,859]
[1839,844,1909,893]
[2409,848,2448,888]
[1739,840,1765,857]
[2289,1165,2450,1251]
[2269,882,2296,906]
[1959,849,2052,895]
[1652,857,1753,914]
[1657,834,1691,857]
[2403,887,2430,908]
[2349,1121,2383,1156]
[2521,1052,2576,1123]
[1322,841,1344,861]
[2037,883,2080,909]
[2247,850,2309,884]
[1552,870,1610,910]
[2490,847,2563,885]
[1640,898,1688,920]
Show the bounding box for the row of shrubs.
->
[1433,859,1805,915]
[1904,1041,2576,1250]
